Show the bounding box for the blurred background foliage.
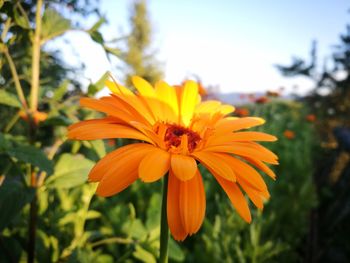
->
[0,0,349,262]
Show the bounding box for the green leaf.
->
[133,245,156,263]
[104,46,122,57]
[13,6,30,29]
[53,80,69,101]
[45,154,94,189]
[89,140,106,158]
[90,31,104,45]
[87,71,109,95]
[168,238,185,262]
[0,0,4,9]
[7,145,53,175]
[88,17,106,33]
[0,181,35,231]
[0,89,21,108]
[41,9,71,43]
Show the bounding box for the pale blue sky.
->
[58,0,350,94]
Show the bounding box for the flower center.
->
[163,124,201,152]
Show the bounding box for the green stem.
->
[159,174,169,263]
[3,50,28,110]
[30,0,43,112]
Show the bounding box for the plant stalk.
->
[30,0,43,112]
[159,174,169,263]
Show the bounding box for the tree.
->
[122,0,163,86]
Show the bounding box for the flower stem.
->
[159,174,169,263]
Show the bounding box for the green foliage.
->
[0,0,320,262]
[122,0,163,86]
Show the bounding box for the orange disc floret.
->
[67,75,278,241]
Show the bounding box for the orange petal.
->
[167,172,187,241]
[244,157,276,180]
[179,170,206,235]
[138,148,170,182]
[239,180,267,210]
[68,122,154,144]
[207,131,277,146]
[89,144,151,182]
[215,117,265,134]
[96,144,154,197]
[214,175,252,223]
[220,154,268,192]
[191,151,236,181]
[171,154,197,181]
[203,144,278,164]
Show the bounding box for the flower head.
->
[235,107,250,117]
[19,110,48,125]
[306,114,316,122]
[68,76,278,241]
[283,130,295,139]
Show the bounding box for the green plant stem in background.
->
[159,174,169,263]
[28,1,43,262]
[3,49,28,110]
[30,0,43,112]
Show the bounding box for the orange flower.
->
[19,110,48,125]
[235,107,250,117]
[254,96,269,104]
[266,90,280,97]
[283,130,295,139]
[68,76,278,241]
[306,114,316,122]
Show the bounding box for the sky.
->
[57,0,350,95]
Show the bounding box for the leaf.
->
[133,245,156,263]
[53,80,69,101]
[89,140,106,158]
[90,31,104,45]
[0,181,35,231]
[7,145,53,175]
[41,8,71,44]
[122,219,148,239]
[168,238,185,262]
[88,17,106,33]
[0,89,21,108]
[104,46,122,57]
[45,154,94,189]
[13,6,30,29]
[87,71,109,95]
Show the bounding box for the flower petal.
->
[68,122,154,144]
[89,144,150,182]
[131,76,156,97]
[167,172,187,241]
[191,151,236,181]
[139,148,170,182]
[215,117,265,134]
[214,175,252,223]
[155,80,179,122]
[179,170,206,235]
[203,143,278,164]
[95,144,154,196]
[180,80,198,126]
[207,131,277,146]
[171,154,197,181]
